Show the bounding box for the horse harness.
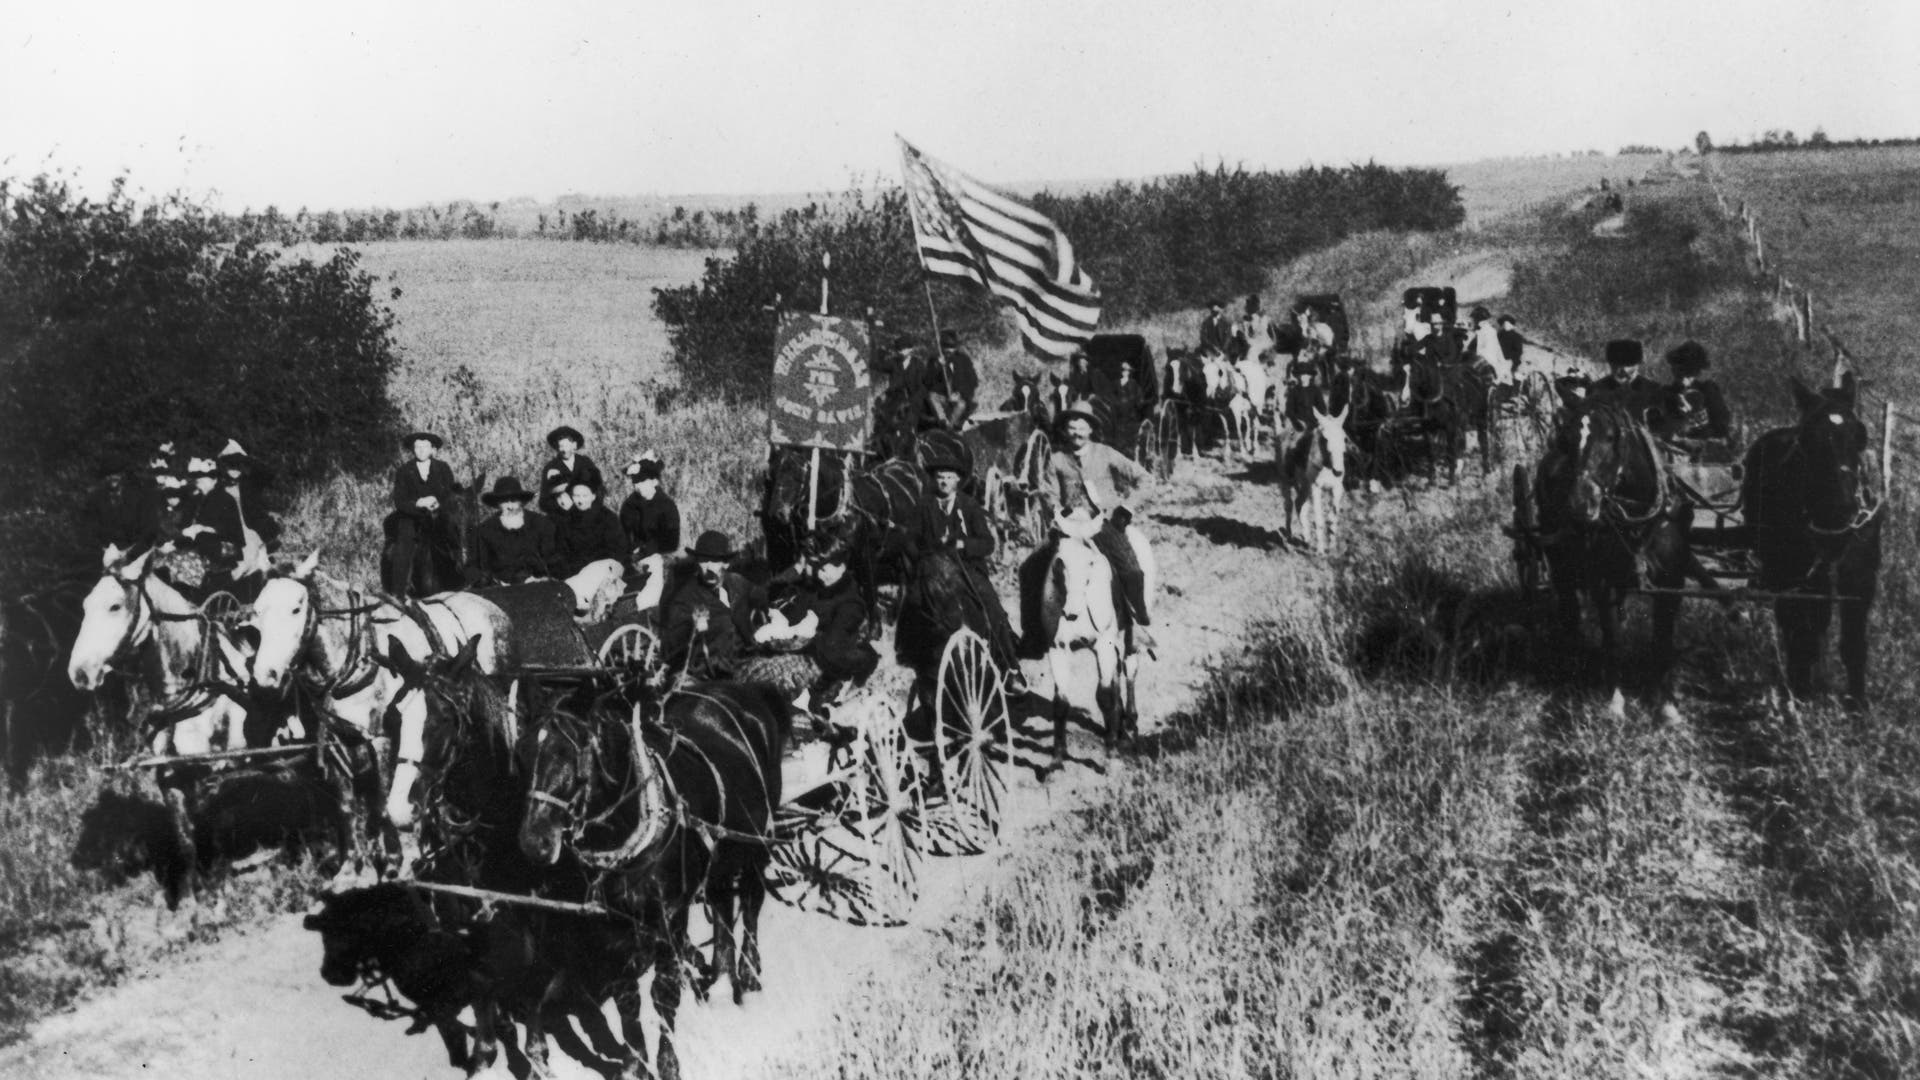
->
[104,569,248,730]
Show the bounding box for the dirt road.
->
[1,447,1331,1080]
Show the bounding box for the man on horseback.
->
[385,431,461,596]
[1652,340,1734,460]
[909,450,1022,676]
[664,530,764,680]
[922,329,980,431]
[1025,402,1155,653]
[469,476,558,587]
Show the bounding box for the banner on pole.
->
[768,313,871,451]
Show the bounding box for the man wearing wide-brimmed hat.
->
[216,439,280,556]
[909,447,1022,675]
[469,476,558,588]
[922,329,979,431]
[1199,298,1232,356]
[663,530,764,679]
[386,431,462,596]
[1023,401,1157,654]
[537,425,604,517]
[1655,340,1732,451]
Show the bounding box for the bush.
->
[650,184,1001,402]
[0,174,403,581]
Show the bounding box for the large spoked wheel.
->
[597,623,660,671]
[766,708,925,927]
[922,629,1010,856]
[1154,403,1181,481]
[200,590,245,630]
[1511,464,1545,595]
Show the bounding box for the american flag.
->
[898,137,1101,358]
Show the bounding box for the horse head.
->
[388,635,519,821]
[519,701,670,871]
[1789,374,1871,531]
[245,551,323,695]
[1566,404,1657,527]
[69,546,154,691]
[1047,512,1116,649]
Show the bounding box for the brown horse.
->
[1741,374,1883,708]
[762,448,927,625]
[1535,394,1690,711]
[1397,353,1494,480]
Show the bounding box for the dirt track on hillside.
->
[0,441,1344,1080]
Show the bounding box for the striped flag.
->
[898,136,1101,358]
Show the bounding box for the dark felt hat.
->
[1664,340,1710,376]
[803,533,854,566]
[938,329,960,349]
[1208,297,1225,309]
[625,453,664,481]
[890,333,916,352]
[1470,305,1492,322]
[402,431,444,450]
[1245,293,1262,312]
[925,448,968,476]
[1057,400,1104,435]
[481,476,536,506]
[687,530,737,561]
[1604,339,1644,368]
[546,425,585,450]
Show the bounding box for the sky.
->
[5,0,1917,211]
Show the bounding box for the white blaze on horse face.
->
[246,576,310,692]
[1579,414,1592,455]
[1316,410,1350,478]
[69,574,136,690]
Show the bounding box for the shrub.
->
[0,174,403,583]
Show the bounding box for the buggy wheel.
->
[200,590,245,630]
[924,629,1009,855]
[766,708,924,927]
[1511,464,1544,595]
[597,623,660,671]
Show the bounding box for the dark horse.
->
[1535,394,1691,709]
[520,678,789,1080]
[762,447,928,625]
[896,548,1018,678]
[1396,353,1493,480]
[1742,375,1883,708]
[386,637,680,1077]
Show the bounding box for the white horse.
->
[1228,355,1273,457]
[68,546,255,759]
[1042,511,1156,769]
[1279,406,1350,556]
[243,552,512,830]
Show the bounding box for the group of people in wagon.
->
[82,438,282,599]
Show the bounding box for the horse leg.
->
[1839,594,1871,711]
[650,922,686,1080]
[737,865,768,998]
[704,886,735,1004]
[1775,597,1825,702]
[611,972,649,1080]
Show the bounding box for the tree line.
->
[651,161,1466,401]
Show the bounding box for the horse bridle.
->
[1577,410,1672,529]
[1793,417,1882,537]
[276,574,389,700]
[101,565,241,724]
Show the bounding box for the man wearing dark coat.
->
[663,531,764,679]
[537,425,604,516]
[617,455,681,562]
[1198,298,1232,355]
[1590,339,1664,419]
[386,431,462,596]
[469,477,559,587]
[216,439,280,551]
[1497,314,1526,370]
[922,329,980,430]
[910,451,1022,676]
